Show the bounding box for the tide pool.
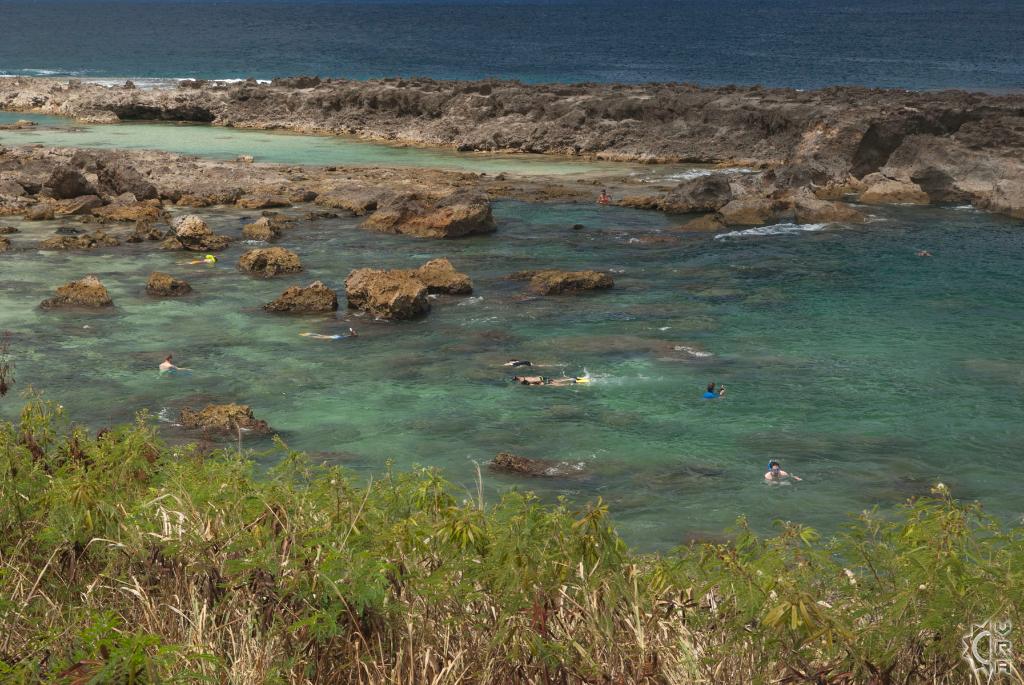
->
[0,200,1021,550]
[0,111,681,179]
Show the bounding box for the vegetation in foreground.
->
[1,398,1022,684]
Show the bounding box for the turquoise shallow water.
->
[0,111,680,179]
[1,198,1022,550]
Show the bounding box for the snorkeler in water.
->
[764,460,802,482]
[702,382,726,399]
[158,354,192,376]
[185,254,218,266]
[512,373,589,386]
[300,328,358,340]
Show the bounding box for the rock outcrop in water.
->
[344,258,473,319]
[146,272,192,297]
[2,76,1023,221]
[39,229,120,250]
[362,191,496,239]
[242,216,281,241]
[163,214,231,251]
[264,280,339,313]
[179,403,270,434]
[510,270,614,295]
[237,247,302,277]
[39,275,113,309]
[412,258,474,295]
[345,267,431,320]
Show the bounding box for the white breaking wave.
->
[714,223,828,240]
[631,166,755,183]
[673,345,714,358]
[663,167,755,181]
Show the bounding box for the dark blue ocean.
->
[0,0,1022,90]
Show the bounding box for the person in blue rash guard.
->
[703,382,726,399]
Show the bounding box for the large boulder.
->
[717,197,784,226]
[39,275,113,309]
[363,191,497,238]
[45,165,97,200]
[975,180,1024,220]
[264,281,339,313]
[660,174,734,213]
[179,404,270,434]
[146,272,192,297]
[96,161,158,200]
[411,258,473,294]
[791,194,865,224]
[510,269,614,295]
[164,214,231,251]
[237,247,302,277]
[345,268,431,320]
[858,178,929,205]
[241,216,281,241]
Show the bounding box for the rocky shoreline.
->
[1,76,1022,222]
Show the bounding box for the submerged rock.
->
[39,229,120,250]
[163,214,231,251]
[0,236,10,252]
[146,272,192,297]
[510,269,614,295]
[237,247,302,276]
[489,452,583,478]
[345,267,431,320]
[0,225,19,235]
[179,403,270,434]
[40,275,113,309]
[264,280,339,313]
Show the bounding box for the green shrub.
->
[0,398,1020,683]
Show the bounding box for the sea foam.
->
[714,223,828,240]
